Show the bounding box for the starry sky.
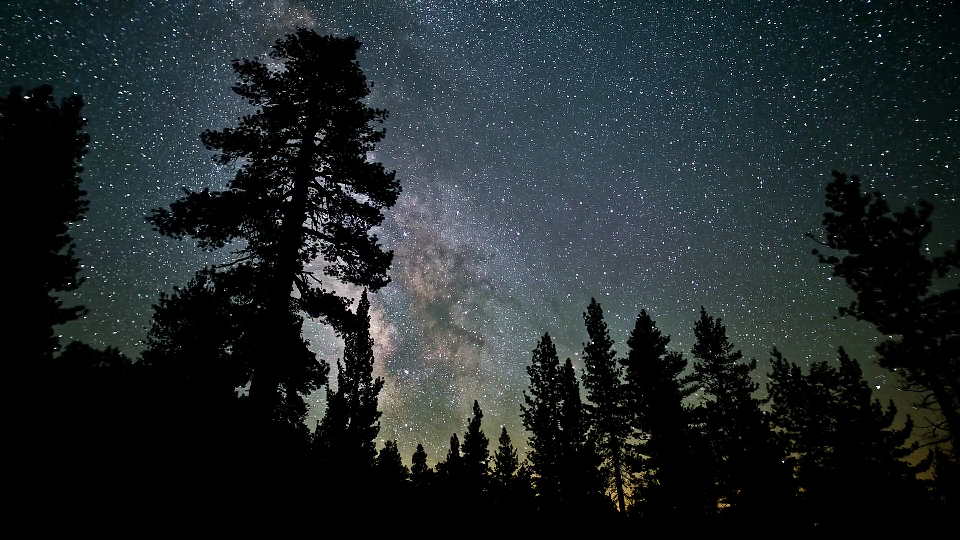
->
[4,1,958,463]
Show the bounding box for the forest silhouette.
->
[5,30,956,529]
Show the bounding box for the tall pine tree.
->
[691,307,780,519]
[3,85,89,362]
[149,31,400,442]
[492,426,520,490]
[315,291,384,474]
[461,400,491,496]
[622,309,701,519]
[558,357,601,509]
[768,347,932,531]
[810,170,959,450]
[410,443,434,488]
[581,298,629,513]
[521,333,563,507]
[437,433,464,485]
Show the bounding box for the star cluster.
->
[3,1,958,460]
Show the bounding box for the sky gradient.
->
[4,0,958,462]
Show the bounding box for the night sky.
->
[4,1,958,463]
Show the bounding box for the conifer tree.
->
[375,440,409,484]
[691,307,778,516]
[316,291,384,473]
[410,443,433,488]
[461,400,491,494]
[141,268,251,407]
[341,291,384,468]
[492,426,520,489]
[3,85,89,362]
[810,170,959,450]
[521,333,563,506]
[768,347,931,530]
[558,357,601,508]
[437,433,463,484]
[581,298,629,513]
[148,31,401,441]
[622,310,699,518]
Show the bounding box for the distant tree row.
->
[512,299,937,530]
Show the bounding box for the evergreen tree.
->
[768,347,932,531]
[314,368,348,462]
[410,443,434,488]
[558,357,602,509]
[492,426,520,489]
[491,426,533,517]
[141,268,251,408]
[315,291,384,474]
[521,333,563,507]
[622,310,700,519]
[341,291,384,468]
[148,31,401,441]
[3,85,89,362]
[461,400,491,494]
[375,440,409,484]
[811,170,958,450]
[581,298,629,513]
[436,433,463,484]
[691,307,780,518]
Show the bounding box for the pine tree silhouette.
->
[811,170,959,450]
[411,443,434,488]
[315,291,384,482]
[3,85,89,362]
[622,309,702,521]
[691,308,783,521]
[768,347,932,531]
[461,400,491,497]
[148,32,400,444]
[492,426,520,491]
[376,440,409,484]
[521,333,563,508]
[581,298,629,513]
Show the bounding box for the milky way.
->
[4,1,958,461]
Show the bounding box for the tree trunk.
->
[249,124,316,441]
[925,358,960,450]
[613,444,625,513]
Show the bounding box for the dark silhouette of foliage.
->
[315,291,384,479]
[44,342,168,492]
[141,268,251,406]
[691,307,783,519]
[411,443,435,488]
[521,333,563,507]
[810,170,959,451]
[768,347,933,531]
[139,267,257,467]
[376,439,409,484]
[491,426,538,519]
[558,357,604,510]
[461,400,491,495]
[492,426,520,489]
[581,298,629,513]
[622,309,703,520]
[437,432,464,484]
[3,85,89,361]
[148,31,400,441]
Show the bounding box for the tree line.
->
[5,29,955,528]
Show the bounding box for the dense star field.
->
[3,1,958,461]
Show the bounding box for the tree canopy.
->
[3,84,89,361]
[811,170,959,450]
[148,31,401,441]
